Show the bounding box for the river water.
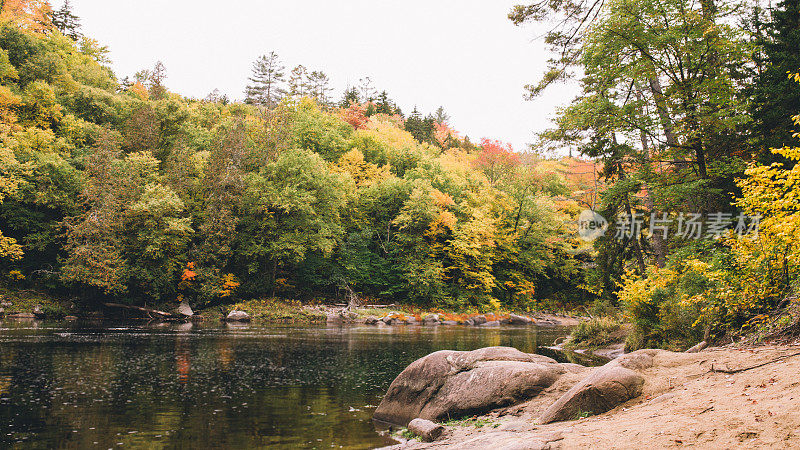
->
[0,319,573,449]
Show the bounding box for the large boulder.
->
[374,346,566,426]
[537,350,655,424]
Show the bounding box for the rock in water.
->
[422,314,440,325]
[536,350,654,424]
[508,314,532,325]
[175,301,193,317]
[407,418,444,442]
[225,310,251,322]
[470,315,487,326]
[373,346,565,426]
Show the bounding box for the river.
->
[0,319,573,449]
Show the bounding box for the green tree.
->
[245,51,286,108]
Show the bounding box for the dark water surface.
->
[0,320,572,449]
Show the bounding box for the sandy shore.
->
[389,344,800,449]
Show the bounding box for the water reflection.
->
[0,321,573,449]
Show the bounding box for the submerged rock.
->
[373,346,565,426]
[480,320,500,327]
[225,310,251,322]
[536,350,654,424]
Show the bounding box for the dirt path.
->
[395,345,800,449]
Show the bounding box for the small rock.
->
[380,316,396,325]
[1,301,12,307]
[422,314,441,325]
[471,315,487,326]
[463,318,475,326]
[0,307,4,316]
[64,315,78,320]
[508,314,532,325]
[480,320,500,327]
[442,320,458,326]
[225,310,251,322]
[407,418,444,442]
[364,315,379,325]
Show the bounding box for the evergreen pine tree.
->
[51,0,82,40]
[750,0,800,160]
[288,65,309,97]
[307,70,332,106]
[340,86,360,107]
[245,52,286,109]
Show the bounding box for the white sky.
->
[64,0,578,152]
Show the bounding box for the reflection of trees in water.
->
[0,323,568,448]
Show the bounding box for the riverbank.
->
[385,343,800,448]
[0,288,580,327]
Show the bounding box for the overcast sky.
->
[64,0,578,152]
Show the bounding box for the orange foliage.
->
[434,122,461,149]
[128,82,149,101]
[0,0,52,33]
[338,102,370,129]
[181,262,196,281]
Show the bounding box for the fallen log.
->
[104,303,175,318]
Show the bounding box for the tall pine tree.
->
[245,52,286,109]
[751,0,800,160]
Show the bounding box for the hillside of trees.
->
[0,1,593,312]
[3,0,800,350]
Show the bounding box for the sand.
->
[392,344,800,449]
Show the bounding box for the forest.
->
[1,0,800,350]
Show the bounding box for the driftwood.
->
[104,303,175,318]
[333,303,396,308]
[711,351,800,374]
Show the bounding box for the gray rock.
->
[225,310,251,322]
[374,346,563,426]
[463,318,475,326]
[0,307,4,316]
[380,316,396,325]
[537,350,655,424]
[471,315,487,326]
[480,320,500,327]
[0,301,11,307]
[364,315,380,325]
[442,320,458,326]
[175,301,194,317]
[508,314,532,325]
[407,418,444,442]
[422,314,441,325]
